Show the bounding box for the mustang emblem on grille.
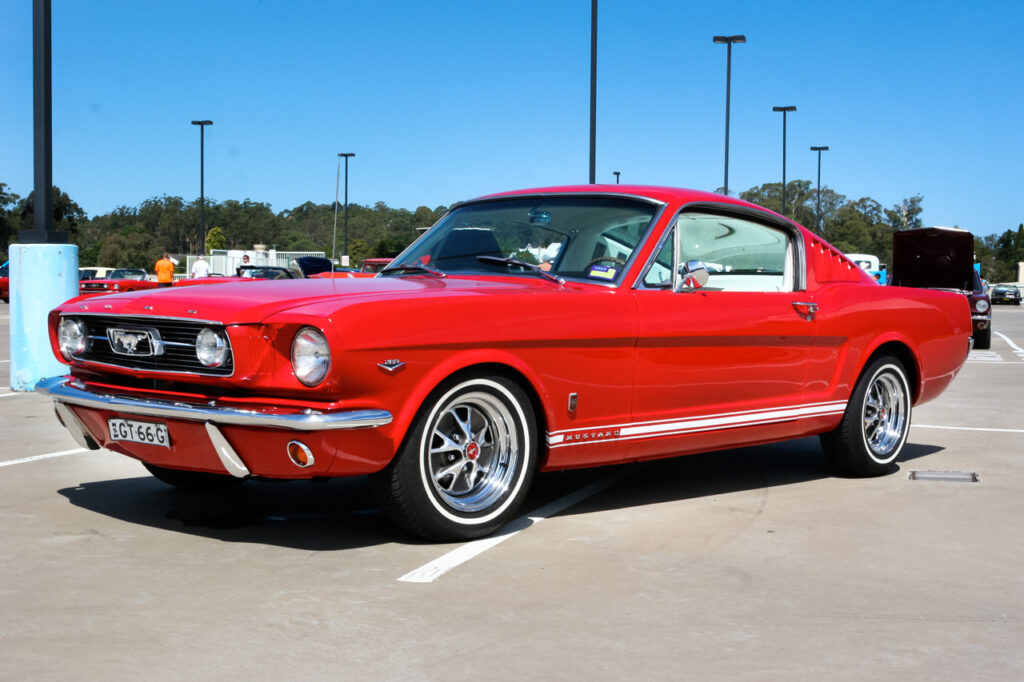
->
[107,328,160,356]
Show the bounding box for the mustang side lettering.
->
[39,186,971,540]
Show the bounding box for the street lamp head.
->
[191,120,213,126]
[811,146,830,151]
[338,152,356,158]
[772,106,796,112]
[713,35,746,44]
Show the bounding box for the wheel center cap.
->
[465,442,480,460]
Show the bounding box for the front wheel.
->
[821,356,911,477]
[973,327,991,350]
[371,375,537,541]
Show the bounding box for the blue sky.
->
[2,0,1022,237]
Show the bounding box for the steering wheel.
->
[586,256,626,269]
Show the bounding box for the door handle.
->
[792,301,818,319]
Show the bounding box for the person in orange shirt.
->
[155,253,175,287]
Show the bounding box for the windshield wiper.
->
[380,262,446,278]
[476,256,565,284]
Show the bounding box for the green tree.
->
[739,180,817,227]
[12,186,87,242]
[0,182,22,259]
[205,226,227,252]
[348,238,372,267]
[96,231,161,270]
[885,195,924,231]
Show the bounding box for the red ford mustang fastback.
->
[39,186,971,540]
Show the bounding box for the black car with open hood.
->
[890,226,990,349]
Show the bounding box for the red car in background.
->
[39,185,971,541]
[78,268,160,297]
[359,257,392,274]
[0,263,9,303]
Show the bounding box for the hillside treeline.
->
[0,182,446,270]
[1,180,1022,281]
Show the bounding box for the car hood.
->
[889,227,975,291]
[59,275,565,324]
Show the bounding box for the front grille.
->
[68,314,234,376]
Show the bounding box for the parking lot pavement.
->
[2,301,1024,679]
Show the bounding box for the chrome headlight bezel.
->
[975,298,990,314]
[291,326,331,387]
[195,327,230,367]
[58,317,89,358]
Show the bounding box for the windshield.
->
[109,269,145,280]
[388,195,660,284]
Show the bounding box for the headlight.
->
[58,317,88,357]
[291,327,330,386]
[196,327,230,367]
[975,299,990,314]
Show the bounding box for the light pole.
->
[337,153,355,263]
[810,146,829,236]
[589,0,597,184]
[713,34,745,195]
[613,171,620,184]
[331,155,341,262]
[191,120,212,253]
[771,106,796,217]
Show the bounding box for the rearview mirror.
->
[675,260,709,292]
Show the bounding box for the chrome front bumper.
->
[37,376,394,478]
[36,376,393,431]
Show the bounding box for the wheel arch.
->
[861,340,920,403]
[388,356,550,467]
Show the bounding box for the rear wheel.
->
[143,462,244,490]
[821,356,911,477]
[371,375,537,541]
[973,327,991,349]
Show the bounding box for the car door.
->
[630,210,835,460]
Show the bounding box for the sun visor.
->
[889,227,975,291]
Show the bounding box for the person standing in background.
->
[155,253,175,287]
[191,254,210,278]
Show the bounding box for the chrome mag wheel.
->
[821,356,911,477]
[425,390,519,513]
[371,375,537,541]
[862,367,909,461]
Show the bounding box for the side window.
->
[642,213,798,292]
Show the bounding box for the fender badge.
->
[378,359,405,373]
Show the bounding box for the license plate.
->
[108,418,171,447]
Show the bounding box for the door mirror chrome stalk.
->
[674,260,710,292]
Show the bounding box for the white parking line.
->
[0,392,28,398]
[913,424,1024,434]
[967,351,1003,363]
[399,468,630,583]
[0,448,88,467]
[994,331,1024,357]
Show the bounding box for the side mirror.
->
[674,260,709,292]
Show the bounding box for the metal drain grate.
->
[909,470,980,483]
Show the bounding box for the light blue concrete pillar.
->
[9,243,78,391]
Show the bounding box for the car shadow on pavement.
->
[56,437,947,549]
[530,436,946,518]
[58,473,406,551]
